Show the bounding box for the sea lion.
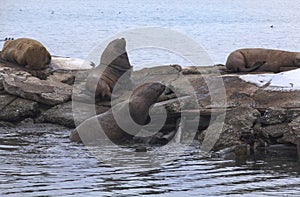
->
[70,82,166,144]
[225,48,300,73]
[85,38,132,99]
[0,38,51,70]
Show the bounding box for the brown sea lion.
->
[85,38,132,99]
[225,48,300,73]
[0,38,51,70]
[70,82,165,144]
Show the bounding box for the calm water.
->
[0,123,300,196]
[1,0,300,196]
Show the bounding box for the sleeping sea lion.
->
[85,38,132,99]
[0,38,51,70]
[226,48,300,73]
[70,82,166,144]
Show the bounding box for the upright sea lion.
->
[70,82,166,144]
[226,48,300,73]
[0,38,51,70]
[85,38,132,99]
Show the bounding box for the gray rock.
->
[2,73,72,106]
[132,65,181,86]
[259,123,290,138]
[37,102,75,128]
[48,73,75,85]
[279,116,300,144]
[253,89,300,109]
[227,92,256,108]
[260,107,287,125]
[225,106,261,128]
[0,94,39,122]
[38,101,109,128]
[199,122,241,152]
[132,65,181,97]
[198,107,260,152]
[286,109,300,122]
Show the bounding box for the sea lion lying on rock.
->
[70,82,165,144]
[0,38,51,70]
[226,48,300,73]
[85,38,132,99]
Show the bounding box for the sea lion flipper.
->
[253,61,266,68]
[240,61,265,72]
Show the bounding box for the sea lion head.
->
[0,40,13,60]
[294,54,300,66]
[2,39,13,49]
[129,82,166,125]
[25,45,51,69]
[100,38,126,66]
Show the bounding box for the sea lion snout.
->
[294,54,300,66]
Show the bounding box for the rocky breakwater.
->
[1,38,300,156]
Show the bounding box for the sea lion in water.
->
[70,82,166,144]
[226,48,300,73]
[0,38,51,70]
[85,38,132,99]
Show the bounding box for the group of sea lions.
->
[1,37,300,144]
[0,37,132,98]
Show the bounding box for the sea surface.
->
[1,0,300,67]
[1,0,300,196]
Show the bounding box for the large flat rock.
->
[2,72,72,106]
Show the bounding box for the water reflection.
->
[0,123,300,196]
